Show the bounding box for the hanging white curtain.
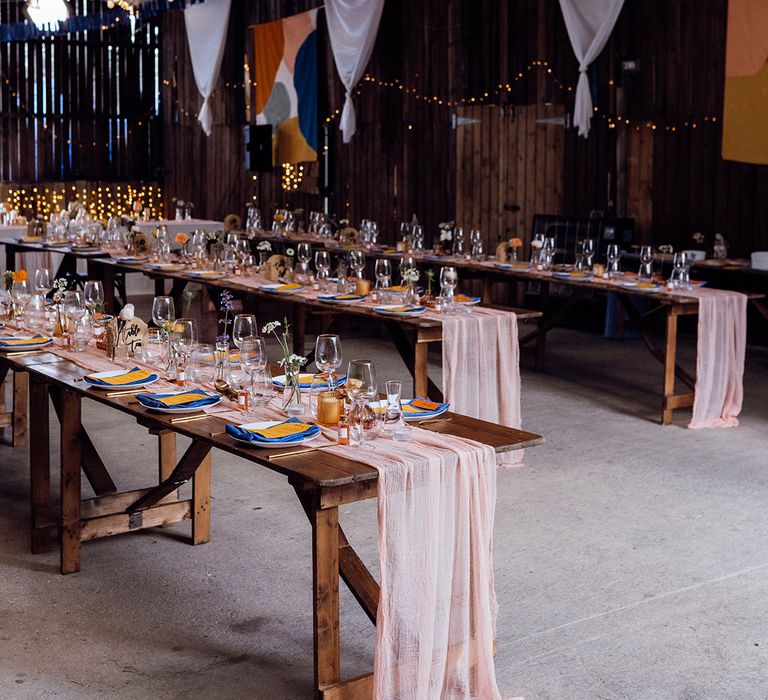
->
[184,0,232,136]
[558,0,625,138]
[325,0,385,143]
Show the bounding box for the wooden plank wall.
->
[0,0,161,186]
[456,103,565,251]
[3,0,768,256]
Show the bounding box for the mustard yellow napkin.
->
[248,421,313,439]
[86,368,153,385]
[155,391,211,407]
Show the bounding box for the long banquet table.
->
[91,256,541,401]
[0,337,542,699]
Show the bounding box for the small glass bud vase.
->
[214,341,229,381]
[404,280,420,305]
[282,369,303,412]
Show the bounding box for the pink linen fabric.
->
[687,288,747,429]
[442,311,522,466]
[328,430,502,700]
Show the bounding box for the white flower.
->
[658,244,674,254]
[279,353,308,367]
[286,247,295,256]
[402,268,420,282]
[440,230,453,242]
[131,226,142,235]
[714,233,724,242]
[118,303,135,320]
[257,240,272,252]
[530,239,544,249]
[262,320,281,334]
[692,232,705,244]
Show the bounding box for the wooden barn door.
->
[455,104,566,251]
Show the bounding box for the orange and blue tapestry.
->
[722,0,768,164]
[251,9,318,166]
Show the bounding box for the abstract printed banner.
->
[251,9,318,166]
[722,0,768,164]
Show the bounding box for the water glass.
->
[543,237,557,269]
[315,250,331,288]
[189,343,216,383]
[83,280,104,316]
[72,315,93,352]
[440,266,458,311]
[173,318,198,385]
[248,369,274,408]
[347,359,377,445]
[143,329,166,367]
[11,280,32,328]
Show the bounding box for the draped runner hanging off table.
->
[24,327,509,699]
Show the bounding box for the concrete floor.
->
[2,315,768,699]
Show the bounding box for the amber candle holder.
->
[317,390,344,426]
[355,278,371,296]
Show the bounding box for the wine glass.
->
[349,250,366,279]
[440,266,458,311]
[315,250,331,288]
[11,280,33,331]
[469,229,483,259]
[232,313,257,349]
[543,237,557,269]
[639,245,654,278]
[606,244,621,278]
[452,228,465,257]
[173,318,198,386]
[34,268,52,296]
[346,359,377,445]
[297,242,312,268]
[83,280,104,317]
[62,290,85,337]
[151,295,176,363]
[315,334,342,389]
[374,258,392,300]
[582,238,596,271]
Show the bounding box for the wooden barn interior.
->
[1,1,767,698]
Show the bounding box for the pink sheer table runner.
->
[327,429,502,700]
[685,288,747,429]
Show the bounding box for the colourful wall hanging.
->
[722,0,768,164]
[251,9,318,166]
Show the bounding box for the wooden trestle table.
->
[1,347,542,700]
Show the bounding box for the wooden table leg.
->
[414,340,429,398]
[60,389,82,574]
[312,501,341,695]
[29,376,51,554]
[6,244,17,272]
[12,370,28,447]
[481,276,493,305]
[192,451,211,545]
[662,308,679,425]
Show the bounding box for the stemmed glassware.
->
[440,266,458,312]
[470,229,483,260]
[34,268,52,297]
[62,290,85,341]
[346,359,377,445]
[452,227,465,257]
[315,334,342,390]
[671,251,692,289]
[639,245,654,278]
[232,313,257,349]
[605,244,621,278]
[297,242,312,278]
[83,280,104,317]
[172,318,198,386]
[582,238,595,271]
[11,279,33,332]
[349,250,366,279]
[151,295,176,368]
[240,336,268,405]
[543,236,556,269]
[315,250,331,289]
[374,258,392,300]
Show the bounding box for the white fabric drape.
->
[184,0,232,136]
[558,0,625,138]
[325,0,385,143]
